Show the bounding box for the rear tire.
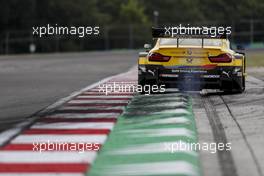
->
[235,76,245,93]
[222,76,245,94]
[138,76,146,95]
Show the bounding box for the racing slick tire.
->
[138,77,146,95]
[222,76,245,94]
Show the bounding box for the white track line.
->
[76,95,133,99]
[31,122,114,130]
[107,142,197,156]
[0,151,97,163]
[0,77,112,146]
[0,121,32,146]
[0,174,83,176]
[153,108,191,115]
[48,114,119,119]
[82,92,134,95]
[49,113,121,118]
[0,66,136,146]
[59,106,124,110]
[68,100,129,104]
[121,128,194,138]
[146,117,191,125]
[99,161,199,176]
[11,135,107,144]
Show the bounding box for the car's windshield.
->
[159,38,223,47]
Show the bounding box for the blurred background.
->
[0,0,264,54]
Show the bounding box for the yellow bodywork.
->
[139,38,245,75]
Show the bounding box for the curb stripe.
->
[0,163,88,173]
[73,98,131,101]
[0,151,97,163]
[105,81,137,83]
[87,93,201,176]
[54,109,123,114]
[1,144,102,151]
[68,100,129,104]
[49,113,120,118]
[0,68,127,147]
[11,135,107,144]
[31,122,114,130]
[107,142,197,156]
[121,128,195,138]
[59,106,124,110]
[75,95,132,99]
[80,93,133,96]
[84,91,132,94]
[98,161,199,176]
[85,90,134,93]
[23,129,111,135]
[39,117,117,123]
[66,103,128,107]
[0,174,83,176]
[0,67,137,175]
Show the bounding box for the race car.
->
[138,27,246,93]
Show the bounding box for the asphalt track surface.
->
[0,51,137,132]
[193,77,264,176]
[0,51,264,176]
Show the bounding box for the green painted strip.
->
[87,93,201,176]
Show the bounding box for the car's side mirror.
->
[236,45,245,51]
[144,44,151,51]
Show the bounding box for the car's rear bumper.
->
[138,64,244,90]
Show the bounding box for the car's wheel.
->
[138,71,146,85]
[138,74,146,94]
[138,76,160,95]
[236,76,245,93]
[222,76,245,94]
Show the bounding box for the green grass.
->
[246,50,264,67]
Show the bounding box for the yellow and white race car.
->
[138,27,246,93]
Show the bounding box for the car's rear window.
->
[159,38,223,47]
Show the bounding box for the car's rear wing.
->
[152,27,229,39]
[152,27,229,48]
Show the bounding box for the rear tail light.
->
[209,53,232,63]
[148,53,171,62]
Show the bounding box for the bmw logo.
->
[187,49,192,55]
[186,58,193,63]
